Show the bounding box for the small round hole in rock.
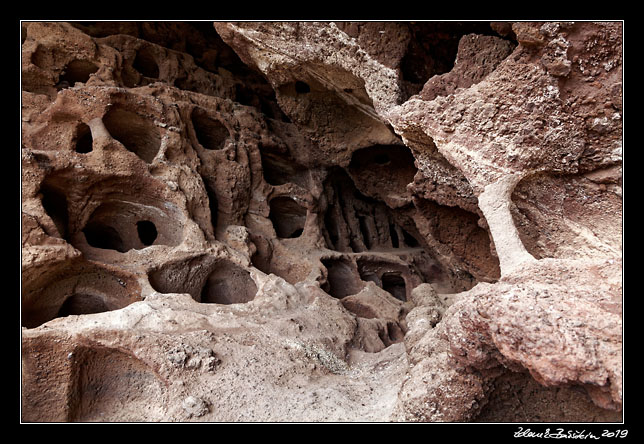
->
[137,220,157,246]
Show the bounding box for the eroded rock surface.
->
[21,21,622,422]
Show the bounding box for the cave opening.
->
[40,182,69,239]
[356,258,413,301]
[136,220,158,246]
[259,149,306,187]
[269,196,307,239]
[321,258,364,299]
[132,46,159,79]
[349,144,415,170]
[235,79,292,122]
[321,168,420,253]
[78,197,180,254]
[324,208,341,250]
[191,108,230,151]
[413,197,501,283]
[401,228,419,248]
[21,268,142,329]
[374,153,390,164]
[102,107,161,163]
[148,256,258,305]
[56,59,99,89]
[399,21,500,100]
[83,220,126,252]
[261,153,289,186]
[75,123,93,154]
[206,184,219,232]
[348,144,417,195]
[381,273,407,302]
[200,261,258,305]
[294,80,311,94]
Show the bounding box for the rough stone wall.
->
[21,21,622,422]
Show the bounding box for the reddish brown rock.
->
[21,21,622,422]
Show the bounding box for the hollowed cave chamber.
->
[149,256,258,305]
[80,198,181,253]
[255,142,500,351]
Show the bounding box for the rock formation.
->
[21,21,622,422]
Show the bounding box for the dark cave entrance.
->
[399,21,505,100]
[381,273,407,302]
[136,220,158,246]
[269,196,307,239]
[56,59,99,90]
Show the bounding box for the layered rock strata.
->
[21,21,622,422]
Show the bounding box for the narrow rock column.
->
[87,117,112,149]
[477,173,536,276]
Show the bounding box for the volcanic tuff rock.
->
[21,21,622,422]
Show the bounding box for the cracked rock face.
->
[21,21,622,422]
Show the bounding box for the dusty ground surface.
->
[21,21,622,422]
